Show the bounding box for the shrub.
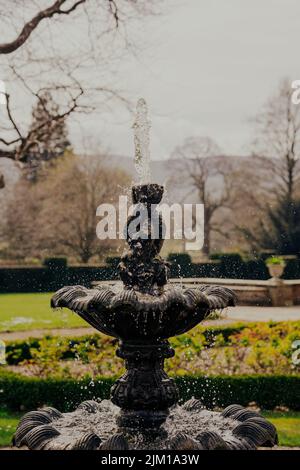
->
[0,371,114,412]
[167,253,192,265]
[5,326,249,366]
[265,256,286,266]
[259,252,275,261]
[105,257,121,268]
[4,322,300,378]
[1,254,299,292]
[176,375,300,410]
[167,253,192,277]
[244,259,269,280]
[210,253,243,262]
[0,371,299,411]
[167,253,193,277]
[43,257,68,269]
[284,259,300,279]
[210,253,244,278]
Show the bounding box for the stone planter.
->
[267,263,285,282]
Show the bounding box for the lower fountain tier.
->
[13,399,278,450]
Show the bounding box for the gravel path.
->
[0,326,95,341]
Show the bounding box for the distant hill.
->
[104,154,252,203]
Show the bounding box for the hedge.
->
[0,255,300,293]
[0,264,118,293]
[43,257,68,269]
[176,375,300,410]
[0,372,299,411]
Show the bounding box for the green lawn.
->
[263,411,300,447]
[0,293,85,331]
[0,408,299,448]
[0,409,21,447]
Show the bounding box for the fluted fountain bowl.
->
[14,400,279,450]
[51,283,236,341]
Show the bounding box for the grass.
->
[0,293,85,331]
[0,408,21,447]
[263,411,300,447]
[0,408,299,448]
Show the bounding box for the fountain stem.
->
[111,340,178,430]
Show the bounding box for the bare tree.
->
[253,78,300,202]
[240,78,300,255]
[0,1,86,54]
[3,153,130,263]
[171,136,236,257]
[0,1,160,185]
[0,1,156,55]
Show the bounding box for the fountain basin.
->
[14,399,278,450]
[51,284,236,340]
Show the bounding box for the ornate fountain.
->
[14,100,278,450]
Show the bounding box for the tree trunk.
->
[202,223,211,258]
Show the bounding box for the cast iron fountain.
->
[14,99,278,450]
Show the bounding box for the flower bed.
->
[3,321,300,377]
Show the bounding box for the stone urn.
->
[267,262,285,283]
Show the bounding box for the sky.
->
[2,0,300,161]
[75,0,300,160]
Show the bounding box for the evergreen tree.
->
[25,91,70,181]
[241,198,300,256]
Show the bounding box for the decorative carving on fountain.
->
[14,99,278,450]
[111,341,178,430]
[118,183,169,294]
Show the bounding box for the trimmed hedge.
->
[1,255,300,293]
[43,257,67,269]
[167,253,192,277]
[176,375,300,410]
[0,265,118,293]
[0,371,299,411]
[0,372,114,411]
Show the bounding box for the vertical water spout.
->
[133,98,151,183]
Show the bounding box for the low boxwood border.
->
[0,372,299,412]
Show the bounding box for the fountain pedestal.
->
[111,341,178,430]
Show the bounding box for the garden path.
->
[1,306,300,341]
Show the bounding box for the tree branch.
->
[0,0,86,54]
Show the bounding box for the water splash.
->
[133,98,151,183]
[42,401,238,450]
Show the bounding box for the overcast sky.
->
[2,0,300,162]
[75,0,300,160]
